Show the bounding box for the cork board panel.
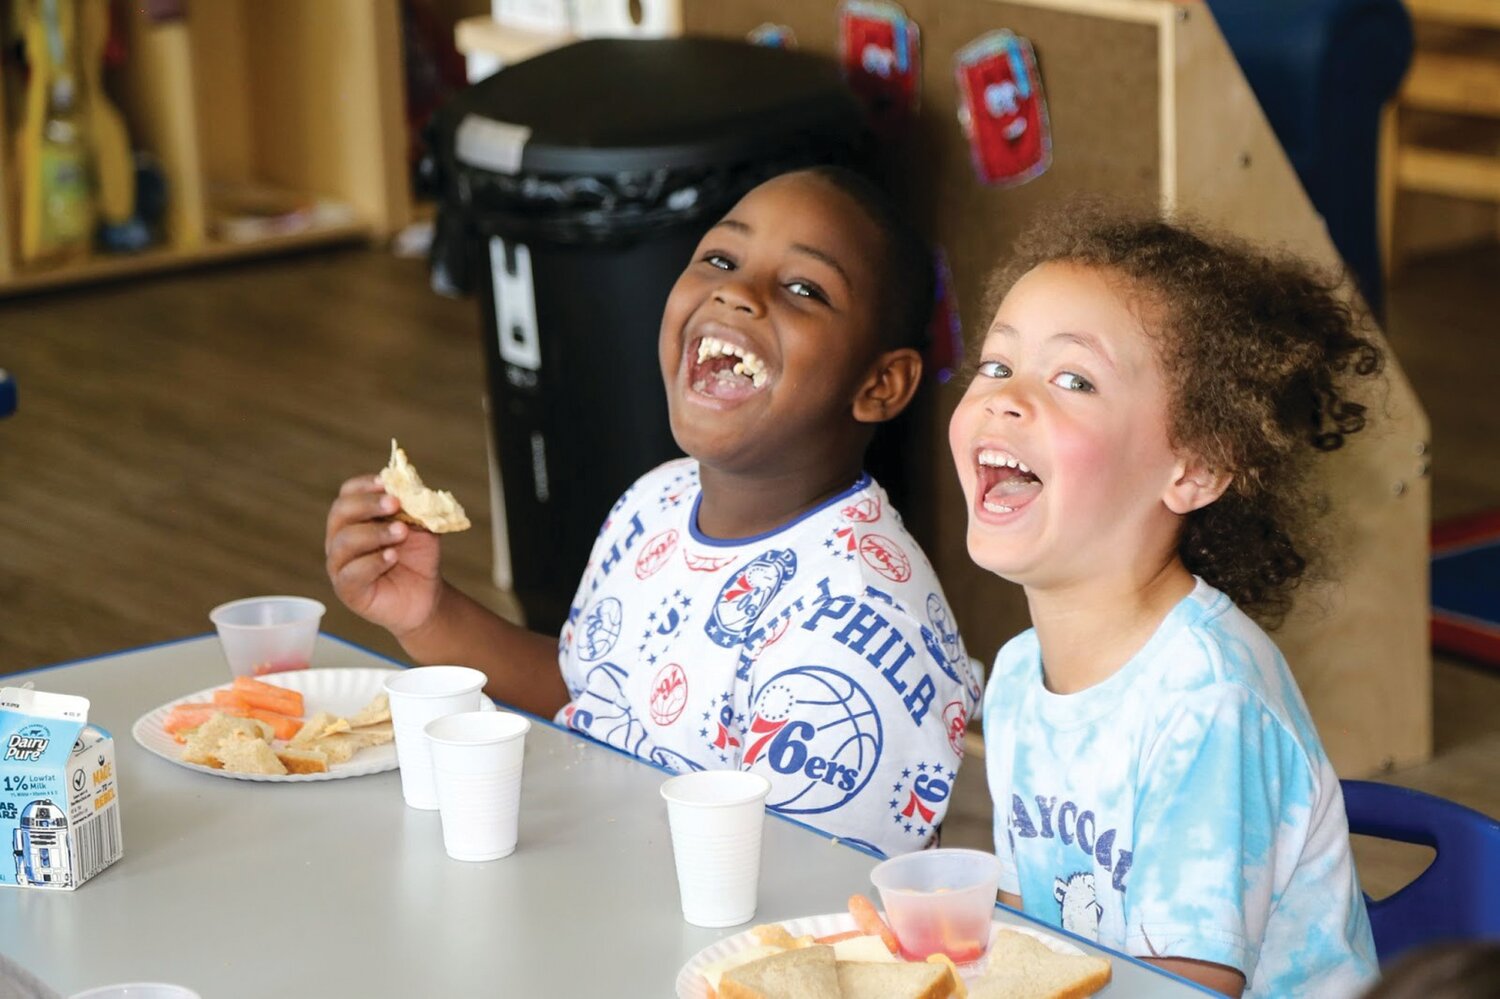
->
[683,0,1163,665]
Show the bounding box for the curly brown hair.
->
[982,207,1384,625]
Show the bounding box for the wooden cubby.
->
[0,0,437,297]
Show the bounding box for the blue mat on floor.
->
[1431,511,1500,670]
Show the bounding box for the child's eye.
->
[786,280,829,304]
[702,253,734,271]
[1051,371,1095,392]
[977,360,1012,379]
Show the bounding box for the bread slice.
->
[181,713,273,766]
[302,732,365,764]
[290,711,342,748]
[377,439,470,534]
[968,931,1111,999]
[276,746,330,775]
[719,944,840,999]
[837,960,955,999]
[348,692,390,727]
[214,732,288,776]
[348,721,393,747]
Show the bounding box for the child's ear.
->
[852,348,922,424]
[1163,454,1232,515]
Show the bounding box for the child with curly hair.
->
[950,210,1383,997]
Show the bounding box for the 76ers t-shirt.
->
[557,459,980,857]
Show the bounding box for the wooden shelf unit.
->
[0,0,422,298]
[1382,2,1500,272]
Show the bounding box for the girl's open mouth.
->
[975,448,1042,514]
[688,335,771,400]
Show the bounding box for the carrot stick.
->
[848,894,899,954]
[813,929,863,945]
[212,689,252,710]
[246,708,302,741]
[231,676,304,716]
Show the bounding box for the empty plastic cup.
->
[660,770,771,928]
[425,711,530,861]
[870,848,1002,964]
[208,596,325,678]
[70,986,202,999]
[384,666,488,809]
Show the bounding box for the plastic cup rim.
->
[68,985,202,999]
[660,770,772,808]
[208,595,326,629]
[383,665,488,698]
[870,846,1003,893]
[424,710,530,746]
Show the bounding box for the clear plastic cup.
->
[70,986,202,999]
[869,847,1002,965]
[384,666,488,810]
[208,596,325,678]
[660,770,772,928]
[425,711,530,862]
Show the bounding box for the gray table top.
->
[0,635,1209,998]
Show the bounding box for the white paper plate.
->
[675,911,1088,998]
[133,667,436,783]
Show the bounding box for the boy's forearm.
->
[395,582,570,718]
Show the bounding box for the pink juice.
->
[884,887,993,965]
[254,658,309,675]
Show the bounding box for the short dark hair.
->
[797,165,934,354]
[983,206,1384,626]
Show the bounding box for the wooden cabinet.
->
[0,0,417,297]
[1382,0,1500,271]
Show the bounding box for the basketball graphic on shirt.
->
[943,700,968,756]
[684,550,735,573]
[635,529,678,579]
[922,592,967,686]
[649,663,689,726]
[860,534,911,582]
[569,661,649,757]
[578,598,623,662]
[705,549,797,648]
[745,666,882,815]
[841,496,881,523]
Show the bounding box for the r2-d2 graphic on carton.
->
[2,687,122,890]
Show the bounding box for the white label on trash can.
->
[456,114,532,175]
[490,237,542,373]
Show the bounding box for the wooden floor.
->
[2,243,1496,899]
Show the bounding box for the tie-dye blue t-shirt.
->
[982,578,1377,998]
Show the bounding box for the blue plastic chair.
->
[1343,779,1500,963]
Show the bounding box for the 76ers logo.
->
[744,666,881,815]
[649,663,688,726]
[704,549,797,648]
[841,497,881,523]
[860,534,911,582]
[635,529,678,579]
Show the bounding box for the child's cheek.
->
[946,394,981,500]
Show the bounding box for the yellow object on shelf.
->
[14,0,95,266]
[80,0,132,226]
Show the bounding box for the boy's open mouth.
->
[688,335,770,400]
[975,448,1042,514]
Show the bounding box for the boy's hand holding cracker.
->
[325,440,464,638]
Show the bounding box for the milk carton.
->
[0,686,122,890]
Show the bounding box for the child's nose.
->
[712,281,765,317]
[984,385,1031,420]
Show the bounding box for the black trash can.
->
[427,37,868,635]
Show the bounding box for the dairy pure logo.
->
[4,724,50,763]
